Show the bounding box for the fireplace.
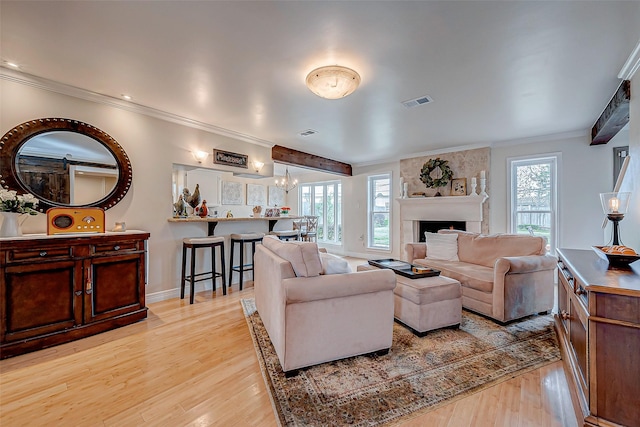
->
[397,196,487,260]
[418,221,466,242]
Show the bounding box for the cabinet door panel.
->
[2,261,82,342]
[557,272,570,333]
[85,254,144,323]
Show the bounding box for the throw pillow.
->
[425,231,459,261]
[261,235,323,277]
[319,252,352,275]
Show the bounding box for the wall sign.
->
[214,149,248,168]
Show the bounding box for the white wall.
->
[1,79,275,300]
[490,131,629,250]
[620,73,639,251]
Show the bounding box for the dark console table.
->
[555,248,640,427]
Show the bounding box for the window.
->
[509,155,559,254]
[368,174,391,250]
[299,181,342,244]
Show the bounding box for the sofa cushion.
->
[261,235,322,277]
[439,230,546,267]
[413,258,494,293]
[425,232,459,261]
[319,252,352,275]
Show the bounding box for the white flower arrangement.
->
[0,189,39,214]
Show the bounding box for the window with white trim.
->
[368,174,391,250]
[299,181,342,244]
[509,155,559,254]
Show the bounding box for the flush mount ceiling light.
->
[305,65,361,99]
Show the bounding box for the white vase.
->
[0,212,26,237]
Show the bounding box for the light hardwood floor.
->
[0,282,578,427]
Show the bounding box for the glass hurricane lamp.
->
[600,192,631,245]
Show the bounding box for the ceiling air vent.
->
[299,129,318,137]
[401,95,433,109]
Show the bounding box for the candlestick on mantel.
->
[480,178,488,197]
[470,177,478,196]
[480,170,486,179]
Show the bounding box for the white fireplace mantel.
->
[397,195,488,259]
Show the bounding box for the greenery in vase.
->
[0,189,39,214]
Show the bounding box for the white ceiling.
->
[2,1,639,167]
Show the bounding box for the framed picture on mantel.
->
[451,178,467,196]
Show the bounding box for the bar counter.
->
[168,215,301,235]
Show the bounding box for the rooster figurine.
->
[183,184,201,210]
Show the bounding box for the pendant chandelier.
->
[276,167,298,194]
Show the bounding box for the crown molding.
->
[490,129,589,148]
[618,38,640,80]
[0,67,274,148]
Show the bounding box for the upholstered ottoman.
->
[357,264,462,336]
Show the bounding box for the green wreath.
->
[420,158,453,189]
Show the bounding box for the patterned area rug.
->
[241,298,560,427]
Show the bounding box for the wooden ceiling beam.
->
[271,145,352,176]
[591,80,630,145]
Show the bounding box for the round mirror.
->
[0,118,132,211]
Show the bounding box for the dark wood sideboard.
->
[0,231,149,359]
[556,248,640,427]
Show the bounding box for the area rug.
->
[241,298,560,427]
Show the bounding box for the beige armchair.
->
[254,236,396,374]
[406,230,557,323]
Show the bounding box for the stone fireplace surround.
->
[397,195,488,260]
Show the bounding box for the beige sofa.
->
[406,230,556,323]
[254,236,396,374]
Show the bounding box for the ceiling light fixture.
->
[305,65,361,99]
[5,62,19,69]
[121,94,132,101]
[275,167,298,194]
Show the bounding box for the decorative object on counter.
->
[479,170,488,197]
[226,210,233,218]
[451,178,467,196]
[265,208,280,218]
[46,207,105,235]
[0,212,27,237]
[0,190,40,237]
[420,158,452,196]
[173,194,187,217]
[214,149,248,168]
[113,222,126,232]
[600,191,631,246]
[470,177,478,196]
[252,205,262,218]
[198,200,209,217]
[280,206,291,216]
[592,245,639,267]
[183,184,201,211]
[246,183,266,206]
[222,181,244,205]
[0,189,39,215]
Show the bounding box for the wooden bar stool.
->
[269,230,300,241]
[229,232,265,290]
[181,236,226,304]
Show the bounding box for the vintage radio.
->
[46,207,106,235]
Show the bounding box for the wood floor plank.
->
[1,283,578,427]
